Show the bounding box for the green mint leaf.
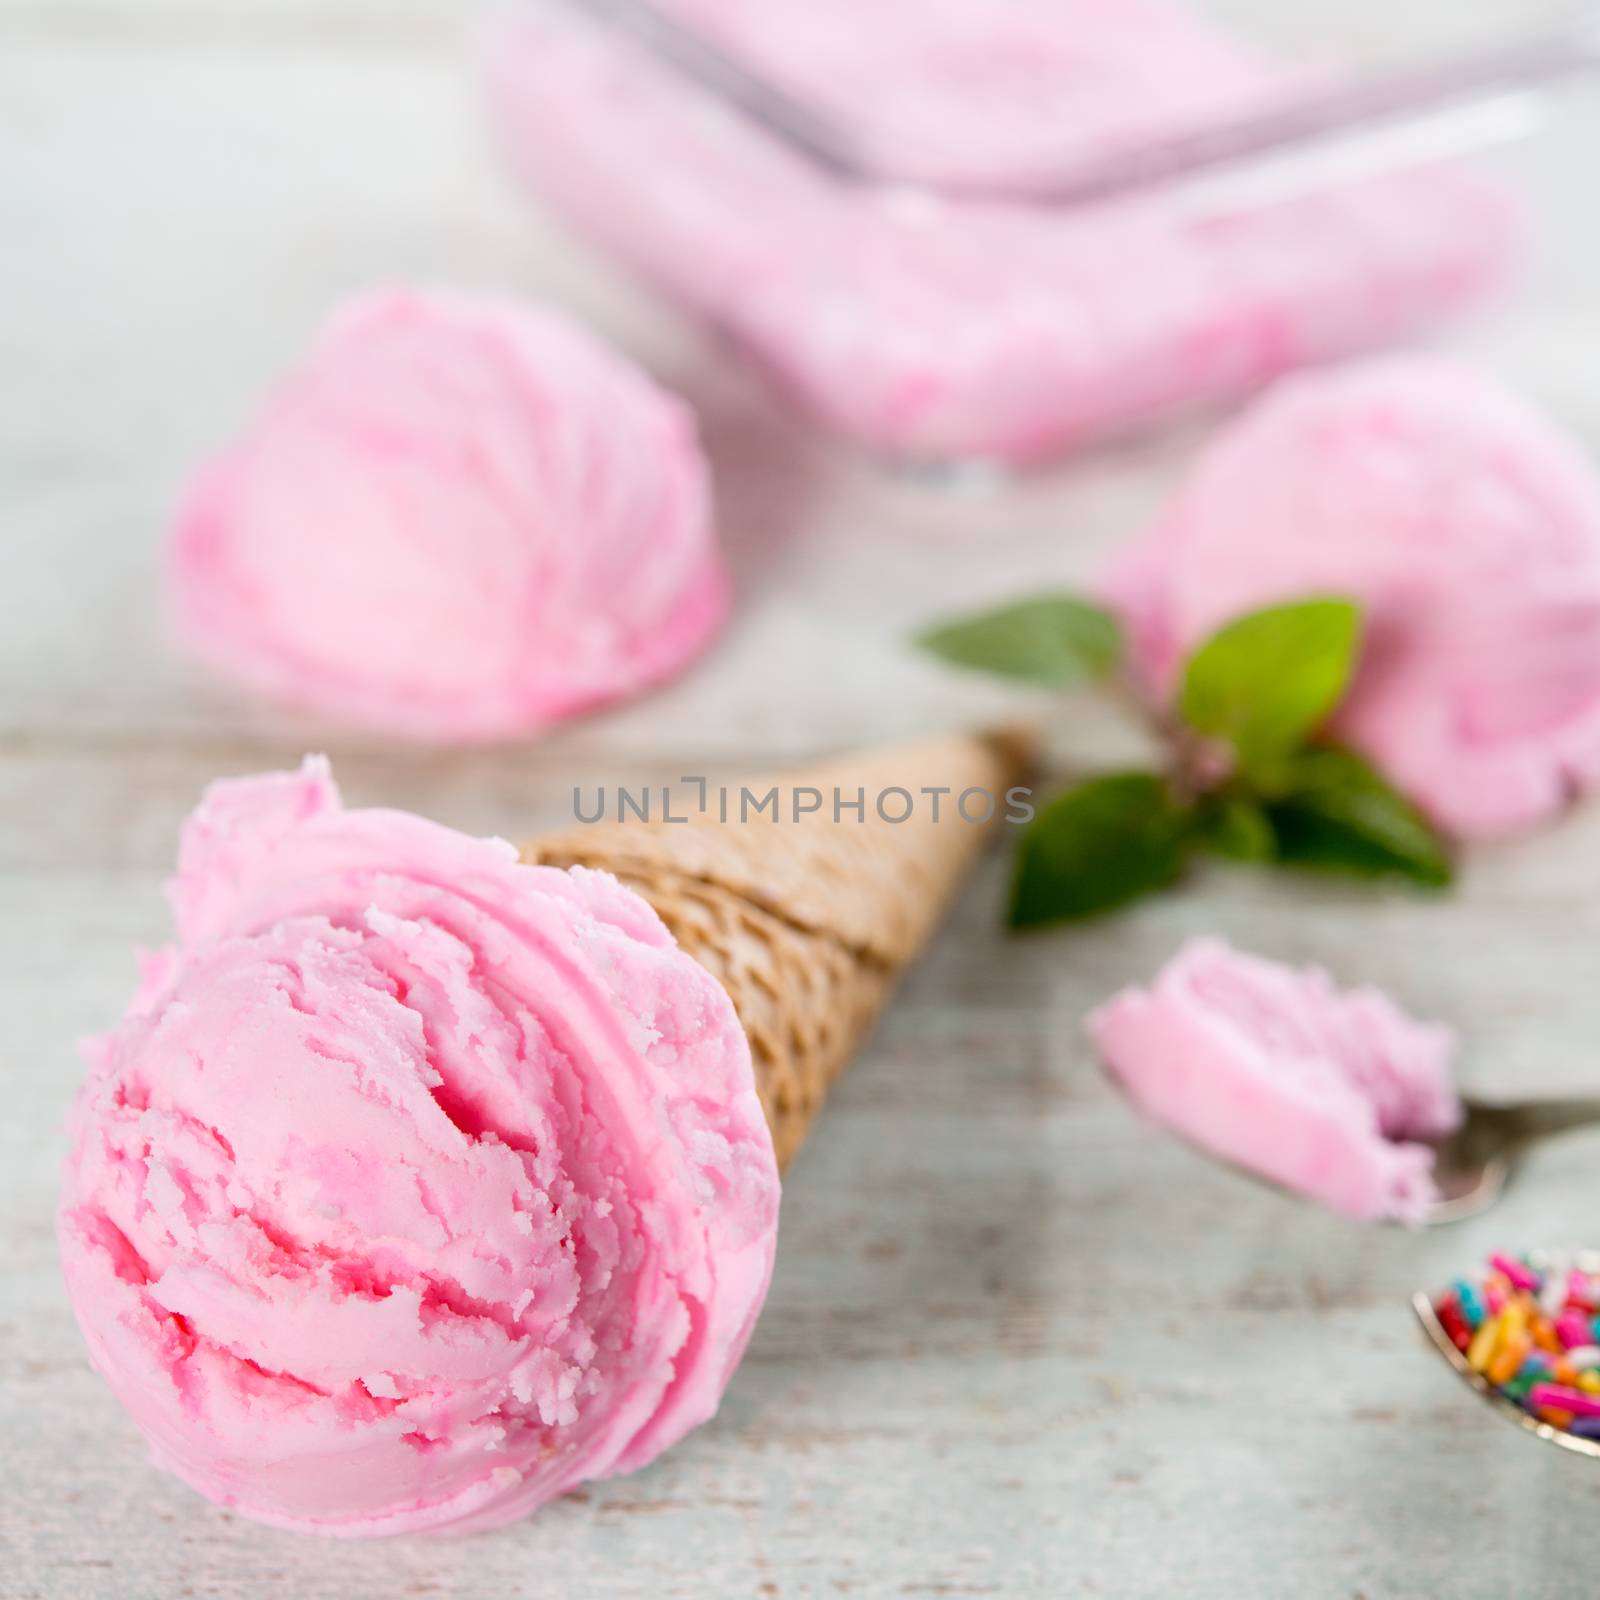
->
[919,594,1124,688]
[1009,772,1189,928]
[1193,794,1277,862]
[1178,597,1360,771]
[1264,746,1453,888]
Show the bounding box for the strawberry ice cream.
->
[484,0,1515,464]
[1088,938,1461,1224]
[168,288,727,742]
[57,760,779,1536]
[1110,358,1600,839]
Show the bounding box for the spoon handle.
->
[1481,1097,1600,1147]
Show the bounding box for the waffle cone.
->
[523,730,1032,1167]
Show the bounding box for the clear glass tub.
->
[483,0,1600,468]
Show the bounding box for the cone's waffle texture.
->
[523,730,1032,1167]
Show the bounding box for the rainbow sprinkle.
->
[1431,1251,1600,1441]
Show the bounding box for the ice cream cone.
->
[64,744,1032,1536]
[523,729,1034,1166]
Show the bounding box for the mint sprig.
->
[1192,793,1276,863]
[917,592,1454,928]
[1263,746,1452,887]
[918,595,1124,688]
[1010,773,1189,927]
[1179,598,1359,774]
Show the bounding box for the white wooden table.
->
[4,5,1599,1595]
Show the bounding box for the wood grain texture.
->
[4,6,1600,1597]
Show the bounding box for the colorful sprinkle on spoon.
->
[1414,1249,1600,1458]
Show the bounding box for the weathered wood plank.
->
[5,10,1600,1599]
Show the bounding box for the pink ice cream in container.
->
[481,0,1599,468]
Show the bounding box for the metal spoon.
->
[1422,1096,1600,1226]
[1413,1249,1600,1459]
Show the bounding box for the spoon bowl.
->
[1421,1097,1600,1226]
[1413,1249,1600,1458]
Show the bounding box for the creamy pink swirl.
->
[58,761,779,1536]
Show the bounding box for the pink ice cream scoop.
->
[1110,358,1600,839]
[1088,938,1461,1224]
[57,760,779,1536]
[168,288,727,742]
